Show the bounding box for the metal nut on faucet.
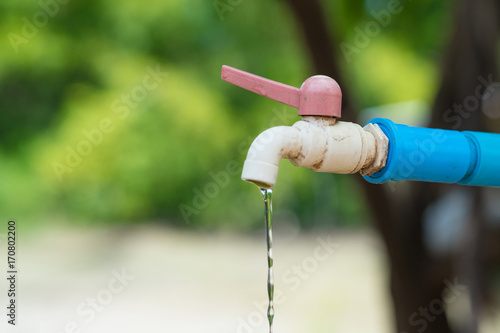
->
[360,123,389,176]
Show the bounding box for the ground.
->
[1,223,495,332]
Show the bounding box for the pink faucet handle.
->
[221,65,342,118]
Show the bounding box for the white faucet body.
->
[241,116,389,188]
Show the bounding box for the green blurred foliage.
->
[0,0,450,229]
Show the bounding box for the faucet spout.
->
[241,126,302,188]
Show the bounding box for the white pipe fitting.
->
[241,117,389,188]
[242,126,302,188]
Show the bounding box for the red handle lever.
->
[221,65,342,118]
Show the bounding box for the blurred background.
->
[1,0,500,332]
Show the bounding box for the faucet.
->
[222,65,500,188]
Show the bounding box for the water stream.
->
[261,188,274,333]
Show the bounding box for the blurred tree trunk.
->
[282,0,499,332]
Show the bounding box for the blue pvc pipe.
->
[363,118,500,187]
